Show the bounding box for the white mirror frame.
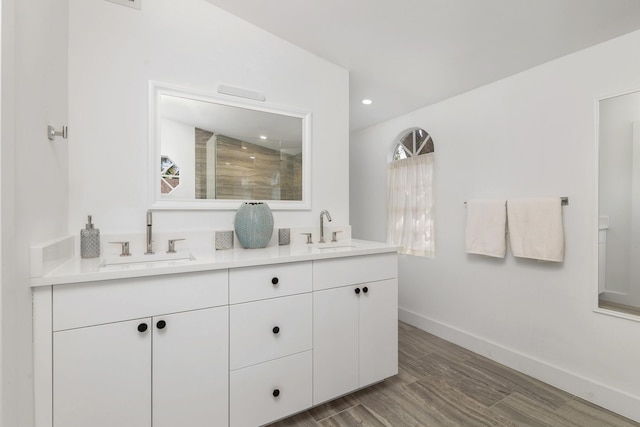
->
[148,81,312,210]
[594,86,640,321]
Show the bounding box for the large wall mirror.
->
[149,82,311,210]
[598,88,640,316]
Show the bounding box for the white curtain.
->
[386,153,434,257]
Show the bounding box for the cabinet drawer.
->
[230,293,311,370]
[53,270,228,331]
[229,261,311,304]
[313,253,397,291]
[230,351,312,427]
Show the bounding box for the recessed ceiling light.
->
[362,99,372,105]
[249,156,256,160]
[260,135,267,140]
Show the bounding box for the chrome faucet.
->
[145,210,154,255]
[319,210,332,243]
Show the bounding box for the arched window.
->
[387,128,435,257]
[393,128,434,160]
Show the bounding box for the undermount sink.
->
[315,244,357,251]
[99,252,196,270]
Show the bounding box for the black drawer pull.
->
[272,326,280,334]
[272,277,279,285]
[354,288,361,295]
[156,320,166,330]
[363,287,369,293]
[137,323,148,333]
[273,389,280,398]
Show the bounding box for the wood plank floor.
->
[598,299,640,317]
[268,321,639,427]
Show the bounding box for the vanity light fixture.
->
[217,84,266,102]
[362,99,373,105]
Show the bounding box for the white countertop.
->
[30,239,398,287]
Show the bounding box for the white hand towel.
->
[465,199,507,258]
[507,198,564,262]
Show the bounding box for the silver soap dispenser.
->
[80,215,100,258]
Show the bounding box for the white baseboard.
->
[399,307,640,423]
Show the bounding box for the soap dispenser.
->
[80,215,100,258]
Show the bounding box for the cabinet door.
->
[153,307,229,427]
[53,319,152,427]
[313,286,359,404]
[359,279,398,387]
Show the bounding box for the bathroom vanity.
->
[31,240,398,427]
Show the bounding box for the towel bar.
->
[464,197,569,206]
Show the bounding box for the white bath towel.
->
[465,199,507,258]
[507,198,564,262]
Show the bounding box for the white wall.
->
[68,0,349,240]
[598,91,640,303]
[0,1,347,426]
[0,3,5,423]
[1,0,69,425]
[351,29,640,421]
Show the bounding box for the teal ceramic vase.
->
[234,202,274,249]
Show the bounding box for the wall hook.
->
[48,125,68,141]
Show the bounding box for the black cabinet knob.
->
[137,323,148,333]
[273,389,280,398]
[156,320,166,330]
[354,288,361,294]
[272,277,279,285]
[272,326,280,334]
[363,287,369,293]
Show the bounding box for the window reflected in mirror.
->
[160,156,180,194]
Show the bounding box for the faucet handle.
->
[331,231,343,243]
[109,241,131,257]
[167,238,185,254]
[300,233,313,244]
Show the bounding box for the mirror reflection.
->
[598,89,640,316]
[160,94,303,201]
[149,83,311,210]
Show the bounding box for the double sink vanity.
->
[29,81,398,426]
[31,238,399,427]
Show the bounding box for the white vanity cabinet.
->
[33,245,399,427]
[312,253,398,404]
[49,271,229,427]
[228,262,313,427]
